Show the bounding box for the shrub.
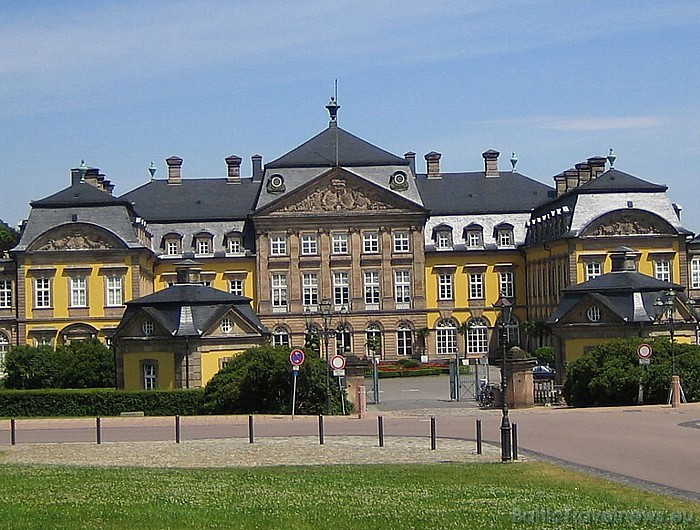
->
[4,345,62,389]
[202,345,349,415]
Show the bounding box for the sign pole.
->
[291,366,299,418]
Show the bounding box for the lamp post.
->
[654,290,680,407]
[308,300,347,414]
[493,294,513,462]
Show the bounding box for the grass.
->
[0,462,696,529]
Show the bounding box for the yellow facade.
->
[122,350,175,391]
[200,349,246,384]
[154,259,256,302]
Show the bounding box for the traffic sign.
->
[290,349,305,366]
[330,355,346,370]
[333,369,346,377]
[637,343,653,359]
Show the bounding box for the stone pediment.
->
[582,209,675,238]
[279,177,393,213]
[31,224,122,251]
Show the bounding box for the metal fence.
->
[534,380,563,405]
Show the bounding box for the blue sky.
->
[2,1,700,229]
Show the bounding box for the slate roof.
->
[573,169,667,194]
[32,182,131,209]
[266,124,409,169]
[416,172,555,215]
[121,178,261,222]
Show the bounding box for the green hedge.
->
[0,388,205,418]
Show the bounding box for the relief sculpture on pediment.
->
[281,178,392,212]
[585,211,673,237]
[37,228,116,251]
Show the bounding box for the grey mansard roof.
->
[121,178,262,222]
[266,123,409,168]
[32,182,131,209]
[416,171,555,215]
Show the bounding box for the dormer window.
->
[163,234,182,256]
[463,224,483,249]
[195,233,213,255]
[225,233,243,255]
[495,224,514,248]
[433,225,453,250]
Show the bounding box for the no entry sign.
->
[637,343,653,360]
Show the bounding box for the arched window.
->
[396,323,413,356]
[466,318,489,356]
[335,325,351,355]
[0,332,8,370]
[436,319,457,355]
[366,324,382,357]
[272,326,290,347]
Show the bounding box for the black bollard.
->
[318,414,325,445]
[175,415,181,444]
[430,416,436,450]
[378,416,384,447]
[512,423,518,461]
[248,415,254,444]
[476,419,482,455]
[10,418,16,446]
[96,417,102,445]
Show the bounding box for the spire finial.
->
[607,148,617,168]
[78,159,88,183]
[510,152,518,172]
[148,161,157,180]
[326,96,340,123]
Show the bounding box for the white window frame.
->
[654,260,671,282]
[466,230,483,248]
[35,277,52,308]
[302,273,319,308]
[270,235,287,256]
[271,273,288,311]
[196,236,213,255]
[165,237,181,256]
[363,232,379,254]
[272,326,290,347]
[466,318,488,355]
[335,327,352,355]
[364,271,380,308]
[468,273,484,300]
[393,232,410,253]
[497,229,514,247]
[142,320,154,336]
[220,318,233,334]
[435,230,452,250]
[394,270,411,308]
[438,273,453,300]
[436,320,457,355]
[0,280,12,308]
[397,325,413,356]
[143,362,157,391]
[105,274,123,307]
[333,272,349,307]
[0,332,8,369]
[585,261,603,281]
[300,234,318,256]
[332,233,349,254]
[229,279,244,296]
[227,236,242,255]
[70,276,88,308]
[499,271,514,299]
[692,258,700,289]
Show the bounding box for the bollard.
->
[430,416,436,450]
[318,414,325,445]
[512,423,518,461]
[175,415,181,444]
[248,415,254,444]
[10,418,16,446]
[476,419,482,455]
[378,416,384,447]
[96,417,102,445]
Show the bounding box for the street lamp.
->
[653,290,676,377]
[308,299,347,414]
[493,294,513,462]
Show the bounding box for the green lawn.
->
[0,462,696,529]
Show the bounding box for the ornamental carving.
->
[586,212,671,237]
[280,178,392,212]
[38,229,116,251]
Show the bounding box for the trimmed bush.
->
[0,388,204,417]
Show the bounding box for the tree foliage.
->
[563,337,700,407]
[4,339,115,389]
[0,219,19,252]
[202,345,348,415]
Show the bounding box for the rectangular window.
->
[271,273,288,310]
[499,271,514,298]
[300,234,318,256]
[397,328,413,356]
[655,260,671,282]
[166,239,180,255]
[438,273,453,300]
[363,232,379,253]
[437,326,457,355]
[692,259,700,289]
[0,280,11,308]
[498,230,513,247]
[394,270,411,306]
[333,272,349,306]
[106,275,123,306]
[393,232,410,253]
[270,235,287,256]
[229,279,244,296]
[436,231,452,250]
[469,273,484,300]
[70,276,87,307]
[227,237,242,254]
[585,261,602,281]
[302,273,319,307]
[196,238,212,255]
[364,271,380,306]
[466,230,482,248]
[143,362,157,391]
[332,233,349,254]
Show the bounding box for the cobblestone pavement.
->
[0,436,502,468]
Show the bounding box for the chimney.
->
[609,247,638,272]
[482,150,500,177]
[587,156,607,179]
[564,168,579,192]
[425,151,441,179]
[554,173,567,196]
[576,162,592,185]
[225,155,242,183]
[252,154,263,181]
[404,152,416,174]
[166,156,183,185]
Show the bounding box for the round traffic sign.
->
[330,355,346,370]
[637,343,653,359]
[290,349,305,366]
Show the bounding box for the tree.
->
[4,345,61,389]
[55,339,115,388]
[0,219,19,253]
[534,346,555,366]
[202,345,347,415]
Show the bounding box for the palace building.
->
[2,101,697,389]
